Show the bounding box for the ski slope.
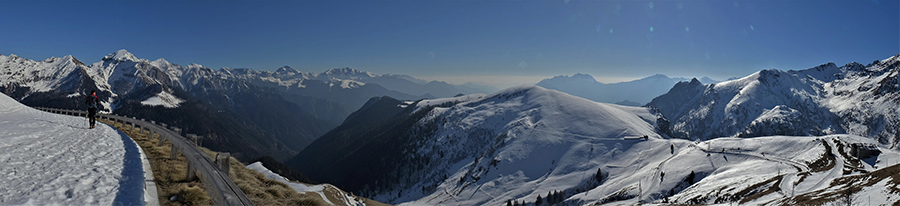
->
[0,93,150,205]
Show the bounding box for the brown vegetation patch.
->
[737,175,783,204]
[807,141,836,173]
[101,120,211,206]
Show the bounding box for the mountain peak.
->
[648,74,669,79]
[276,66,298,74]
[102,49,138,62]
[689,77,701,84]
[324,67,375,78]
[571,73,594,79]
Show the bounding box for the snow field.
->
[393,86,900,206]
[0,94,147,205]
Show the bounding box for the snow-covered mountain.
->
[536,73,717,106]
[1,50,335,161]
[647,54,900,149]
[1,49,498,161]
[288,85,900,205]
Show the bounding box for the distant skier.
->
[86,90,99,129]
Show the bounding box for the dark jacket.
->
[86,93,99,110]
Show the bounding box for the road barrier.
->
[35,107,253,206]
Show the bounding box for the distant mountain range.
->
[221,66,497,124]
[0,50,496,161]
[536,73,718,106]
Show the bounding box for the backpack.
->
[88,94,99,109]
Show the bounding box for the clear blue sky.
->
[1,0,898,85]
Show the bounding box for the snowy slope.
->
[291,85,665,205]
[293,85,900,205]
[0,93,147,205]
[647,54,900,148]
[393,86,663,205]
[566,135,900,205]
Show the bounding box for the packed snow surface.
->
[0,94,147,205]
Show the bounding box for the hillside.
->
[289,86,667,204]
[290,85,900,205]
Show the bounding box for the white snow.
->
[0,54,84,93]
[353,85,900,206]
[246,162,366,206]
[140,91,184,108]
[0,93,148,205]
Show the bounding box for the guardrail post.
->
[160,123,167,128]
[216,153,231,177]
[150,120,155,124]
[172,127,182,136]
[157,134,167,147]
[186,160,198,181]
[170,142,180,160]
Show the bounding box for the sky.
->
[1,0,898,87]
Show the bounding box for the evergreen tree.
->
[548,191,554,204]
[556,190,563,204]
[688,171,696,184]
[595,168,603,182]
[507,200,512,206]
[536,195,543,205]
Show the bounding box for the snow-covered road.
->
[0,94,147,205]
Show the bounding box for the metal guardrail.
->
[35,107,254,206]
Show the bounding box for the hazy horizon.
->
[1,0,897,87]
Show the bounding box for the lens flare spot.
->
[427,51,436,59]
[596,24,602,32]
[650,27,654,32]
[518,61,528,68]
[648,2,654,9]
[610,28,614,33]
[733,1,739,8]
[685,27,689,32]
[616,4,622,11]
[750,25,755,30]
[678,2,684,9]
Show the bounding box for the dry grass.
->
[201,146,391,206]
[100,120,211,206]
[105,119,391,206]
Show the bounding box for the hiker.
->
[86,90,99,129]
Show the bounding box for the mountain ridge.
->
[536,73,717,105]
[647,54,900,149]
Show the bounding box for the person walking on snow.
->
[86,90,99,129]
